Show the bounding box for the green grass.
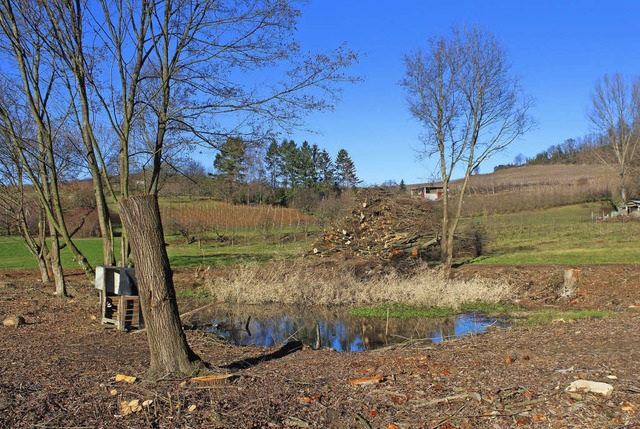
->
[0,236,117,270]
[3,201,639,270]
[472,203,640,264]
[514,309,615,325]
[166,229,316,268]
[0,236,40,269]
[0,228,315,270]
[349,304,457,319]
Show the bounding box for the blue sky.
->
[284,0,640,185]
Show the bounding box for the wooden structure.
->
[95,266,143,331]
[410,186,444,200]
[621,199,640,215]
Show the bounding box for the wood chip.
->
[349,375,385,386]
[190,373,237,385]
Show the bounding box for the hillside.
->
[412,163,615,195]
[410,164,617,215]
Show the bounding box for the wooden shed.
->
[410,186,444,201]
[621,199,640,215]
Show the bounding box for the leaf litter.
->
[0,266,639,428]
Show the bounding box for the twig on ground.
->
[411,392,481,408]
[429,402,468,429]
[354,413,372,429]
[504,397,547,409]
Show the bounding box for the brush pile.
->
[311,188,440,259]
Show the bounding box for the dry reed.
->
[205,259,511,308]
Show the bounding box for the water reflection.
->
[190,305,507,352]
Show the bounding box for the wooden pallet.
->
[100,293,144,331]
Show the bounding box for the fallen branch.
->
[429,402,468,429]
[411,392,481,408]
[354,413,372,429]
[504,397,547,409]
[179,301,223,320]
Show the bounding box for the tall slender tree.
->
[335,148,360,188]
[265,140,283,189]
[315,148,336,192]
[587,73,640,202]
[401,25,533,265]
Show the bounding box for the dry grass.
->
[205,259,511,308]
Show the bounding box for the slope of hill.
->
[410,164,617,215]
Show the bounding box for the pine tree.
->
[213,137,246,201]
[335,149,360,188]
[279,139,299,189]
[265,140,282,188]
[298,141,316,188]
[315,148,335,194]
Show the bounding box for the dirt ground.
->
[1,264,639,428]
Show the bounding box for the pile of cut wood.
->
[311,188,440,259]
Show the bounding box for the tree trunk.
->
[36,210,51,283]
[48,224,67,297]
[620,171,627,202]
[117,195,204,379]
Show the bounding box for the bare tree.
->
[0,2,99,292]
[0,0,357,377]
[401,26,533,265]
[0,129,51,283]
[0,93,72,294]
[587,73,640,202]
[39,0,117,267]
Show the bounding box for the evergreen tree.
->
[399,179,406,192]
[335,148,360,188]
[213,137,246,201]
[265,139,283,188]
[315,148,335,194]
[279,139,299,189]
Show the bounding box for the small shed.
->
[410,186,444,201]
[620,199,640,215]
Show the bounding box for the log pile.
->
[312,188,440,260]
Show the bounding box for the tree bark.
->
[49,228,67,297]
[117,195,204,379]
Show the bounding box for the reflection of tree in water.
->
[199,305,499,352]
[356,316,457,349]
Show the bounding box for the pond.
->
[186,305,508,352]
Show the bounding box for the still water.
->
[188,305,507,352]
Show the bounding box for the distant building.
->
[620,199,640,215]
[410,186,444,200]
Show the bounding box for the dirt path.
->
[1,266,639,428]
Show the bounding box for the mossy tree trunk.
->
[117,195,204,379]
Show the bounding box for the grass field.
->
[473,202,640,264]
[0,236,119,270]
[165,229,316,268]
[2,199,638,270]
[0,229,316,270]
